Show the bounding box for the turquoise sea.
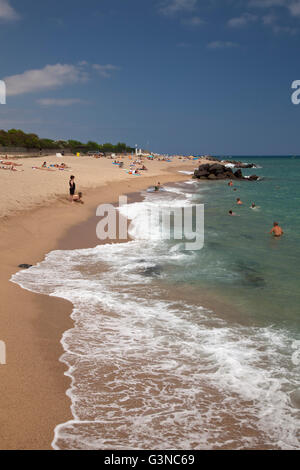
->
[12,157,300,450]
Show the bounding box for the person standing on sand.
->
[69,175,76,202]
[270,222,284,237]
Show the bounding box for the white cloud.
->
[249,0,287,6]
[92,64,120,78]
[249,0,300,17]
[159,0,197,15]
[0,0,19,21]
[248,0,300,32]
[207,41,239,49]
[273,23,298,32]
[177,42,192,47]
[182,15,204,26]
[289,1,300,16]
[4,63,88,96]
[37,98,88,107]
[262,13,277,24]
[228,13,258,27]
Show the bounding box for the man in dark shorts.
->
[69,175,76,201]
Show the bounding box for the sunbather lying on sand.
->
[0,160,23,166]
[50,163,70,169]
[32,166,56,171]
[0,165,22,172]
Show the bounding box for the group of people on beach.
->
[227,180,284,237]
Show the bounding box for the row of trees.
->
[0,129,134,153]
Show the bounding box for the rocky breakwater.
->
[222,160,257,168]
[193,163,259,181]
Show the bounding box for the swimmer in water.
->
[237,198,243,205]
[269,222,284,237]
[228,181,233,187]
[228,210,237,216]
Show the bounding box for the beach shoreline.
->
[0,162,197,450]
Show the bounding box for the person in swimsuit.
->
[69,176,76,201]
[237,198,243,205]
[73,192,84,204]
[270,222,284,237]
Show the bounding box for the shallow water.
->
[11,157,300,450]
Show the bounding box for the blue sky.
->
[1,0,300,155]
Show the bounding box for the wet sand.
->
[0,166,196,450]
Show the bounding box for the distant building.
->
[135,148,151,156]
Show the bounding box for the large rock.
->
[223,160,257,168]
[198,164,210,171]
[194,169,210,177]
[209,163,224,173]
[193,162,259,182]
[234,169,243,179]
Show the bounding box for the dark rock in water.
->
[193,162,259,181]
[209,163,224,173]
[195,169,210,177]
[235,260,266,288]
[18,264,33,269]
[245,274,266,288]
[234,169,243,179]
[223,160,257,169]
[248,175,259,181]
[141,265,162,277]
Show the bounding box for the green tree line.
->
[0,129,134,153]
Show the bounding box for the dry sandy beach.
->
[0,155,199,450]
